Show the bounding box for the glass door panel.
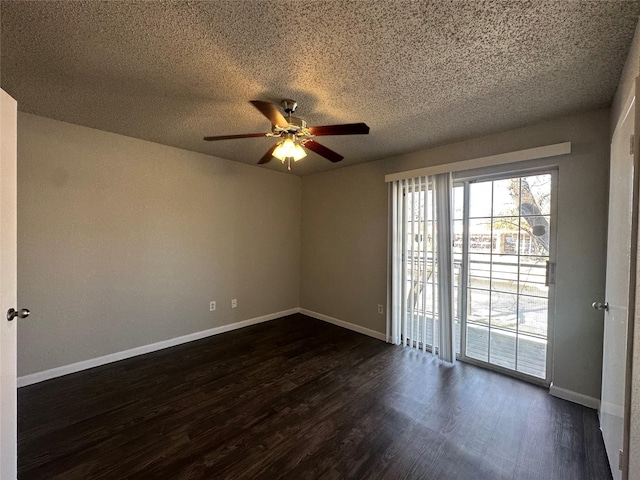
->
[460,172,554,381]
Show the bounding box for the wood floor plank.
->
[18,314,611,479]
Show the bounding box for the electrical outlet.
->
[231,298,237,308]
[209,301,216,312]
[378,304,384,314]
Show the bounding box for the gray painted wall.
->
[301,109,610,401]
[15,107,612,402]
[17,113,301,377]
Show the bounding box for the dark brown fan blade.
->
[257,144,278,164]
[304,140,344,163]
[308,123,369,136]
[250,100,288,127]
[204,133,267,141]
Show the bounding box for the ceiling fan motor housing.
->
[273,116,308,135]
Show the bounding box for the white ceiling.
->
[1,0,639,176]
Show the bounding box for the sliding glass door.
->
[393,169,556,383]
[456,171,556,381]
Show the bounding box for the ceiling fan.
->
[204,100,370,170]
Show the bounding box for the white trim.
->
[550,382,600,410]
[384,142,572,183]
[299,309,387,341]
[17,308,299,387]
[613,87,636,135]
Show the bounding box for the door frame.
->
[619,80,639,480]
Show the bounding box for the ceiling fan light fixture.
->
[273,136,307,162]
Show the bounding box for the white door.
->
[0,89,18,479]
[599,88,636,480]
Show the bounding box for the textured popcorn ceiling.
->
[1,1,639,176]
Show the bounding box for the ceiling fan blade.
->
[308,123,370,136]
[304,140,344,163]
[250,100,288,127]
[204,133,266,141]
[257,144,278,164]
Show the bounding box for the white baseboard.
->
[549,383,600,410]
[22,308,590,414]
[300,308,386,341]
[17,308,300,388]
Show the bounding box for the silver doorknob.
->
[592,302,609,311]
[7,308,30,321]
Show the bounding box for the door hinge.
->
[545,261,556,286]
[630,134,635,156]
[619,449,625,471]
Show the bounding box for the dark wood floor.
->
[18,314,611,480]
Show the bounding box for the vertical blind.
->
[388,173,455,363]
